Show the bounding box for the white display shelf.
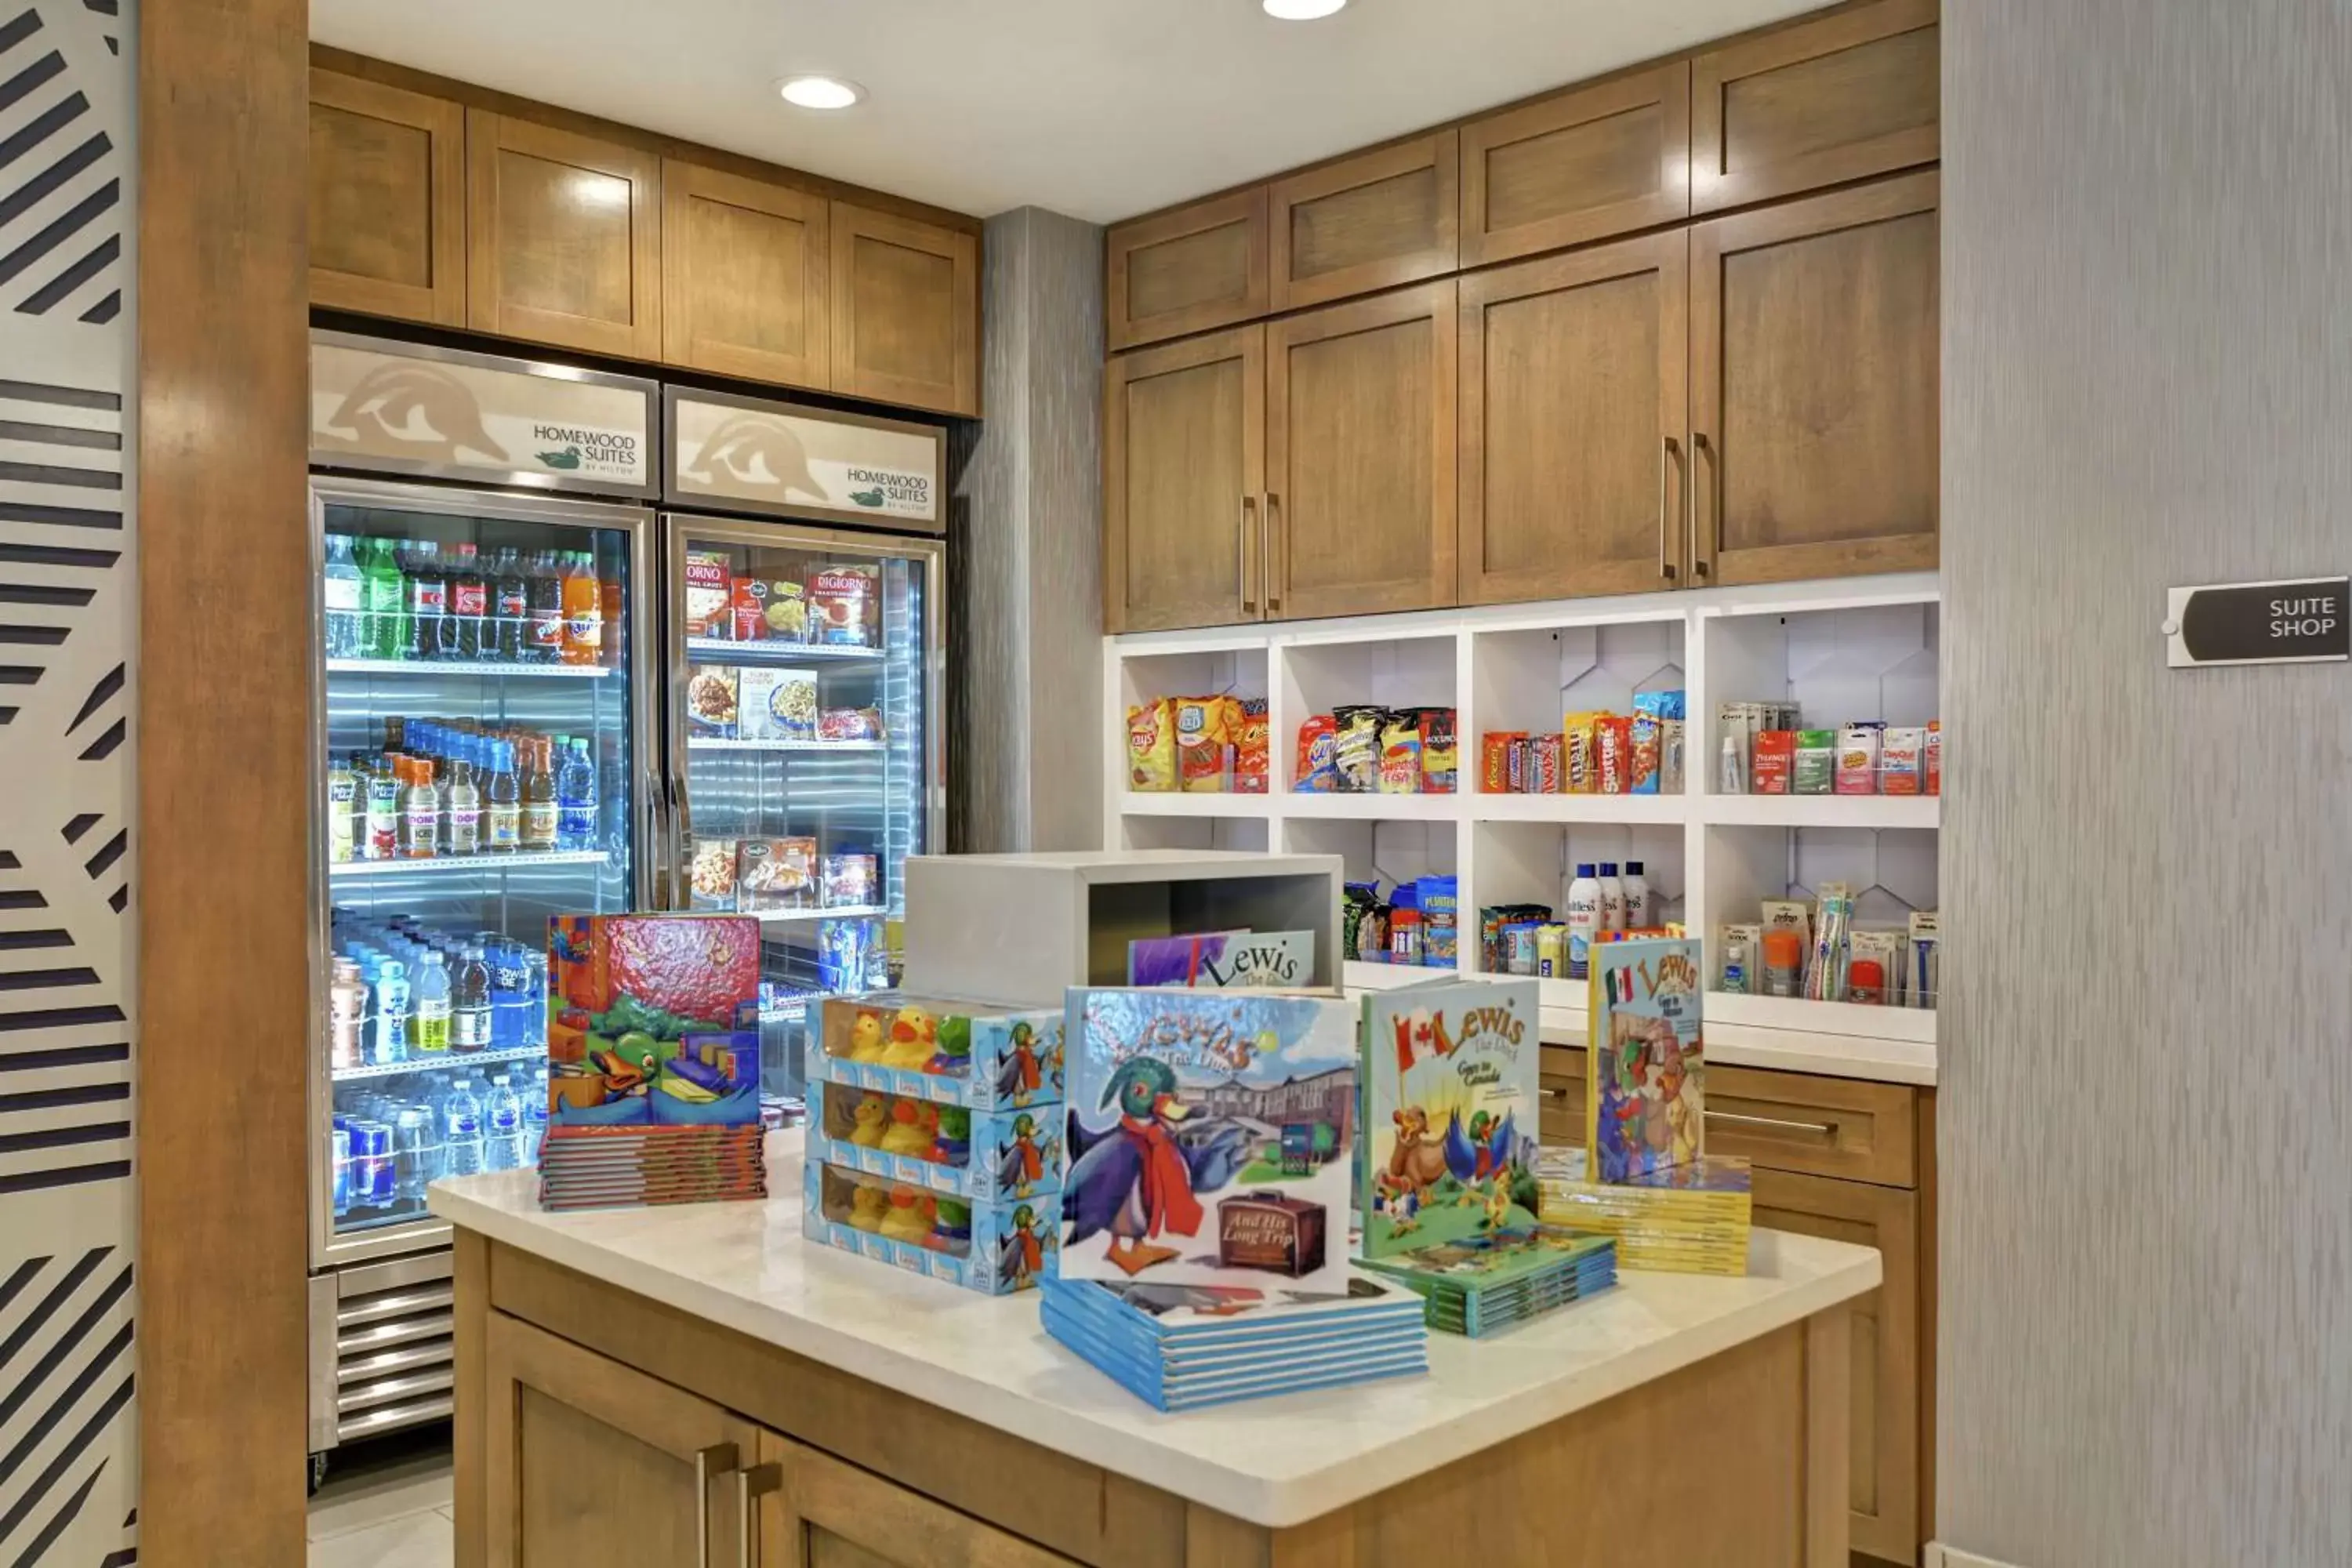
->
[1282,792,1457,821]
[1704,989,1936,1044]
[1119,791,1274,818]
[684,637,883,662]
[1700,792,1940,829]
[689,739,884,754]
[1341,958,1458,990]
[330,849,607,879]
[332,1042,547,1083]
[326,657,612,680]
[750,904,891,924]
[1470,791,1686,825]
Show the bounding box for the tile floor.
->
[307,1434,456,1568]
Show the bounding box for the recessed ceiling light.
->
[1264,0,1347,17]
[779,75,864,111]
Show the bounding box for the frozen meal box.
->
[736,666,818,742]
[684,550,732,639]
[685,664,739,739]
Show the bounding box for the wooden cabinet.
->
[662,162,829,389]
[307,68,466,325]
[829,203,978,417]
[1267,281,1457,621]
[466,111,663,360]
[1692,0,1940,214]
[1458,232,1688,604]
[757,1432,1080,1567]
[1106,189,1269,352]
[1689,170,1939,586]
[1269,133,1459,314]
[1460,64,1690,267]
[1751,1168,1920,1565]
[1103,326,1265,634]
[484,1312,760,1568]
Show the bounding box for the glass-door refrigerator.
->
[303,334,659,1475]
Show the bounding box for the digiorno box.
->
[684,550,732,638]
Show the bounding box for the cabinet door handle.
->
[1238,495,1257,614]
[1690,430,1716,580]
[1658,436,1680,583]
[736,1462,782,1568]
[695,1443,740,1568]
[1705,1109,1837,1139]
[1265,492,1283,615]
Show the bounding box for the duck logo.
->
[683,412,824,500]
[320,363,511,463]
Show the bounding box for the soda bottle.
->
[597,558,623,666]
[556,737,597,851]
[372,958,411,1066]
[442,1078,485,1178]
[484,1075,525,1171]
[560,551,603,666]
[403,540,446,661]
[365,755,401,860]
[525,550,564,664]
[448,542,488,662]
[323,534,364,658]
[452,946,493,1053]
[412,951,452,1053]
[444,760,481,856]
[361,537,407,660]
[491,547,528,663]
[484,742,521,853]
[521,739,558,851]
[326,755,357,864]
[398,758,439,859]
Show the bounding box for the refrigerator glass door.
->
[661,517,943,1109]
[310,477,655,1267]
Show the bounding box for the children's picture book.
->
[1586,935,1704,1183]
[1061,989,1357,1296]
[1360,1226,1617,1338]
[1126,930,1315,989]
[1359,978,1541,1258]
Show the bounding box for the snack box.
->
[805,1076,1062,1203]
[802,1158,1057,1295]
[816,994,1065,1110]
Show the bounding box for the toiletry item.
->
[1760,899,1811,951]
[1925,721,1943,797]
[1751,731,1795,794]
[1564,865,1602,981]
[1849,930,1907,1007]
[1761,930,1804,998]
[1597,863,1626,933]
[1661,718,1686,794]
[1621,861,1654,929]
[1907,911,1941,1008]
[1794,730,1836,795]
[1805,895,1854,1002]
[1847,959,1886,1004]
[1719,733,1745,794]
[1835,726,1881,795]
[1721,938,1750,995]
[1880,727,1925,796]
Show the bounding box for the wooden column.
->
[136,0,313,1559]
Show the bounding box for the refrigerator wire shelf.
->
[332,1042,549,1083]
[326,657,615,680]
[328,848,609,878]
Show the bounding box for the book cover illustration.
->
[1586,936,1704,1183]
[1061,989,1356,1296]
[1127,930,1314,989]
[544,915,763,1131]
[1359,978,1541,1258]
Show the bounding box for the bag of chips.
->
[1232,699,1270,794]
[1174,695,1231,793]
[1377,713,1422,793]
[1127,699,1176,792]
[1295,716,1340,792]
[1332,706,1385,793]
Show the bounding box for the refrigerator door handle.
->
[667,764,694,911]
[642,764,670,910]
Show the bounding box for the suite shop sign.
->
[664,387,946,535]
[2164,576,2350,668]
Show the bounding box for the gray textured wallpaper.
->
[1940,5,2352,1566]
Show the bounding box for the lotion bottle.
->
[1622,860,1653,929]
[1598,862,1626,933]
[1565,864,1602,981]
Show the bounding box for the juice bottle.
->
[521,739,558,851]
[485,742,521,853]
[326,755,357,864]
[399,759,439,859]
[597,560,623,666]
[560,551,603,666]
[525,550,564,664]
[365,754,401,860]
[328,957,365,1069]
[444,760,481,856]
[361,537,407,661]
[452,946,492,1054]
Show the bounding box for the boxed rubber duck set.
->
[800,994,1066,1292]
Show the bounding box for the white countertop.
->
[432,1131,1881,1529]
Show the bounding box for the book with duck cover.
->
[1060,989,1357,1296]
[1127,930,1316,989]
[1585,936,1704,1183]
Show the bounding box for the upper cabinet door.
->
[308,69,466,325]
[1460,64,1691,269]
[1690,0,1939,214]
[1105,189,1270,352]
[830,203,979,416]
[466,111,662,359]
[1690,171,1939,587]
[1104,326,1265,634]
[1269,133,1460,314]
[1459,232,1688,605]
[1267,281,1457,621]
[661,162,829,389]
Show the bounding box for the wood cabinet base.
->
[456,1239,1853,1567]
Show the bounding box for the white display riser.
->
[1102,573,1942,1086]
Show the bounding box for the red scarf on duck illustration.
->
[1119,1115,1203,1236]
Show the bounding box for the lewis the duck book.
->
[1359,978,1541,1258]
[1586,936,1704,1184]
[1061,989,1357,1298]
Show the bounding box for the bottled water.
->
[523,1067,549,1167]
[485,1074,527,1171]
[323,533,365,658]
[522,952,550,1048]
[412,951,452,1052]
[443,1078,485,1178]
[556,737,597,851]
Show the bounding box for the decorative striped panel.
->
[0,2,135,1563]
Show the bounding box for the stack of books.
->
[1040,1272,1428,1412]
[1534,1147,1752,1276]
[1361,1226,1617,1338]
[537,1123,768,1211]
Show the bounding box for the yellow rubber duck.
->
[876,1005,938,1069]
[844,1011,887,1063]
[877,1098,932,1158]
[847,1094,888,1148]
[878,1189,933,1244]
[845,1184,889,1232]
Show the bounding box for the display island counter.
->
[432,1130,1878,1568]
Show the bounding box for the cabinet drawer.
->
[1106,189,1269,351]
[1269,133,1459,313]
[1704,1065,1916,1188]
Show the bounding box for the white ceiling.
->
[308,0,1822,224]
